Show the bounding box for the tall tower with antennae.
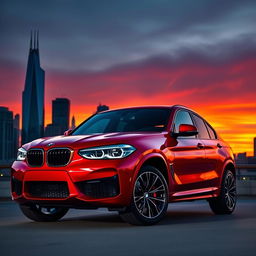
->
[22,30,45,144]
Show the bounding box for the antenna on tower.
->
[36,30,39,50]
[30,30,32,50]
[33,30,36,49]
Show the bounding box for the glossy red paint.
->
[11,105,235,211]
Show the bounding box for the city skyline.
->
[0,0,256,155]
[1,31,255,155]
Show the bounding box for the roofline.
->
[96,105,197,114]
[171,104,197,112]
[96,105,173,114]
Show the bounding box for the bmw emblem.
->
[47,142,54,147]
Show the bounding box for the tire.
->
[19,204,69,222]
[119,165,169,225]
[209,170,237,214]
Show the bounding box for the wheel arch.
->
[134,153,171,186]
[220,160,236,185]
[224,161,236,178]
[141,157,169,184]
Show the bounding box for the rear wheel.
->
[209,170,236,214]
[119,165,168,225]
[19,204,69,222]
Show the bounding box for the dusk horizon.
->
[1,0,256,156]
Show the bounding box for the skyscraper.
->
[254,137,256,157]
[45,98,70,137]
[13,114,20,151]
[52,98,70,134]
[22,31,45,144]
[0,107,19,162]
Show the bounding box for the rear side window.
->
[192,114,210,139]
[173,110,196,138]
[205,122,217,139]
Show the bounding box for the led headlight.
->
[79,144,136,159]
[17,147,27,161]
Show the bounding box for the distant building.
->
[44,124,62,137]
[235,152,248,164]
[45,98,70,137]
[13,114,20,150]
[71,115,76,130]
[96,103,109,113]
[248,156,256,165]
[22,31,45,144]
[254,137,256,157]
[0,107,19,162]
[52,98,70,134]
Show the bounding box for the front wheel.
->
[19,204,69,222]
[209,170,237,214]
[119,165,169,225]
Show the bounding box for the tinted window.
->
[72,108,171,135]
[81,118,110,134]
[205,122,217,139]
[173,110,195,138]
[192,114,210,139]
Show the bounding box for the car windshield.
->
[72,108,171,135]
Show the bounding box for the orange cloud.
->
[0,57,255,156]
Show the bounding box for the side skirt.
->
[169,187,219,202]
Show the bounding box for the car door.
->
[168,109,206,193]
[191,114,223,189]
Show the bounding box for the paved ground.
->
[0,198,256,256]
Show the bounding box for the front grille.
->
[76,175,119,198]
[27,149,44,167]
[26,181,69,198]
[11,177,22,196]
[47,148,71,166]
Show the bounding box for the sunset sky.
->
[0,0,256,155]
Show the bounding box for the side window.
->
[192,114,210,139]
[205,122,217,139]
[173,110,195,138]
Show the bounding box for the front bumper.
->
[11,155,137,208]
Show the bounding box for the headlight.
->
[17,147,27,161]
[79,144,136,159]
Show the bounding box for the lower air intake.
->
[26,181,69,198]
[76,175,119,198]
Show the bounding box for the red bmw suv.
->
[11,105,236,225]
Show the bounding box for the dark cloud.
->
[0,0,256,72]
[39,53,256,109]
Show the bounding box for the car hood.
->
[23,132,167,150]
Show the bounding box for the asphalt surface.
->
[0,198,256,256]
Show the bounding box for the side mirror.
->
[64,129,73,136]
[172,124,198,137]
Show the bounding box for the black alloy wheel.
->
[209,170,237,214]
[119,165,168,225]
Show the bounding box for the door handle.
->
[197,143,204,149]
[217,143,222,148]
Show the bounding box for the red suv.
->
[11,105,236,225]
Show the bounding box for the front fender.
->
[131,150,171,192]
